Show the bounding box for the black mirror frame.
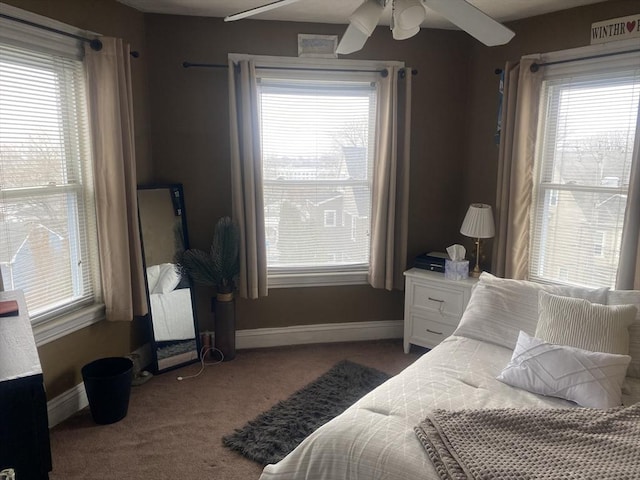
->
[137,183,200,374]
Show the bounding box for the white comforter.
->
[149,288,196,341]
[260,335,640,480]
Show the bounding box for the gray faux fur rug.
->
[222,360,391,465]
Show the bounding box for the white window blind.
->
[0,38,100,321]
[259,78,377,274]
[530,61,640,288]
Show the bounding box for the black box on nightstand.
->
[414,252,447,273]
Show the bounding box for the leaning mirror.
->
[137,184,199,373]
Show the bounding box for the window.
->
[323,210,337,227]
[593,231,606,257]
[351,215,357,241]
[0,17,100,323]
[530,54,640,288]
[258,71,378,283]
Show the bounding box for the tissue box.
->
[445,260,469,280]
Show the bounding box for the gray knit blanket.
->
[414,403,640,480]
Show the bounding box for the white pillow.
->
[453,273,609,350]
[608,290,640,379]
[497,331,631,409]
[146,263,181,294]
[536,291,636,355]
[146,264,160,294]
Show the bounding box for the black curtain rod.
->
[183,62,228,69]
[530,48,640,72]
[182,61,418,77]
[0,13,140,58]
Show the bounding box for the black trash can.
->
[81,357,133,425]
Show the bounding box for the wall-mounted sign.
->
[591,14,640,44]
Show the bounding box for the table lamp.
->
[460,203,495,277]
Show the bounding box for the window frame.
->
[231,54,404,288]
[323,210,337,228]
[0,4,104,345]
[593,230,606,258]
[528,40,640,289]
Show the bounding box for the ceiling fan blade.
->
[224,0,305,22]
[423,0,515,46]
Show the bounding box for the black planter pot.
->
[214,293,236,361]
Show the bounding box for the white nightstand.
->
[403,268,477,353]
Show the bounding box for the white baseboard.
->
[47,344,152,428]
[47,320,403,426]
[236,319,403,349]
[47,382,87,428]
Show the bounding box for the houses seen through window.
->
[530,60,640,288]
[259,76,376,276]
[0,39,99,320]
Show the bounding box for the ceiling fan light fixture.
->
[392,24,420,40]
[393,0,426,30]
[349,0,385,37]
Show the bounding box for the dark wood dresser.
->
[0,291,52,479]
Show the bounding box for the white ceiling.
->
[116,0,609,28]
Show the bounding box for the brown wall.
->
[4,0,634,398]
[146,1,636,331]
[3,0,153,398]
[461,0,639,260]
[144,14,472,331]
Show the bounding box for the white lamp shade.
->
[392,24,420,40]
[349,0,384,36]
[460,203,495,239]
[394,0,426,30]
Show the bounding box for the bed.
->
[146,263,196,342]
[260,273,640,480]
[149,288,195,341]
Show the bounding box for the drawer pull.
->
[427,297,446,314]
[426,328,443,335]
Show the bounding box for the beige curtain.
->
[228,59,268,299]
[491,58,542,279]
[616,107,640,290]
[85,38,147,320]
[368,66,412,290]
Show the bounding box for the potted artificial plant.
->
[179,216,240,361]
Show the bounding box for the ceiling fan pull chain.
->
[390,0,395,30]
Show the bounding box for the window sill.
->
[268,270,368,288]
[32,303,106,347]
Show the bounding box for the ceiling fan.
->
[224,0,515,54]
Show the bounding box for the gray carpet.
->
[222,360,391,465]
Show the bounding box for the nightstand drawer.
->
[411,283,466,316]
[409,313,457,348]
[403,269,477,353]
